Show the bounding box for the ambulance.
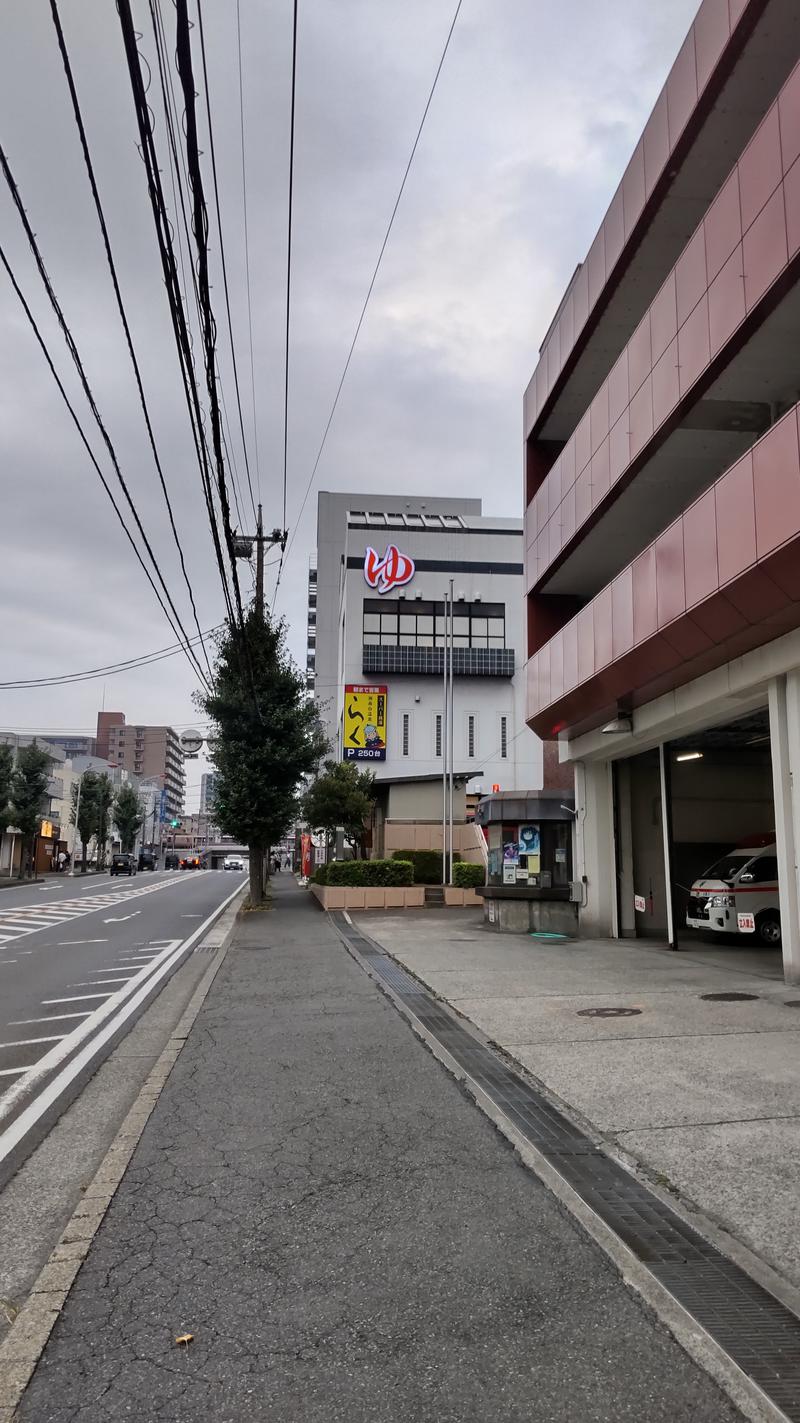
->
[686,837,780,946]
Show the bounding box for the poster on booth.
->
[518,824,541,875]
[343,684,388,761]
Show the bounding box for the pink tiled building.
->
[523,0,800,978]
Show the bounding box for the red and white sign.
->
[634,894,646,913]
[364,544,415,594]
[301,833,313,879]
[737,911,756,933]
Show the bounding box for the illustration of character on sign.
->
[364,723,385,751]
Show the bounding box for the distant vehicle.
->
[164,854,179,870]
[110,852,137,878]
[224,856,244,871]
[686,839,780,946]
[180,855,201,870]
[138,850,156,871]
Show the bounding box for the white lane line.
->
[103,912,141,923]
[9,1013,92,1025]
[56,940,109,947]
[0,961,18,966]
[0,1036,65,1049]
[0,1067,34,1077]
[68,979,129,988]
[41,993,113,1004]
[0,879,244,1163]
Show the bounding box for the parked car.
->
[138,850,156,871]
[110,852,137,878]
[686,839,780,946]
[224,856,244,871]
[180,855,201,870]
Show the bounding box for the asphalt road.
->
[0,868,245,1179]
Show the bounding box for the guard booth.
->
[475,789,577,933]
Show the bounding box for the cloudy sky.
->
[0,0,697,808]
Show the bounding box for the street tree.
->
[95,774,115,869]
[302,760,375,858]
[0,743,13,839]
[10,741,53,879]
[71,769,100,874]
[197,606,327,905]
[114,783,143,853]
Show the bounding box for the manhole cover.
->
[576,1007,642,1018]
[699,992,759,1002]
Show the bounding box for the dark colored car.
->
[110,852,137,877]
[179,855,201,870]
[138,850,156,871]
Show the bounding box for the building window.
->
[467,714,477,759]
[402,712,410,757]
[500,716,508,759]
[435,714,443,758]
[364,599,505,650]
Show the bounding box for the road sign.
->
[343,684,387,761]
[159,789,168,823]
[179,729,204,756]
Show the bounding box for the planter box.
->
[309,885,425,911]
[443,887,483,907]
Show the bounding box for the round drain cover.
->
[576,1006,641,1018]
[699,991,759,1002]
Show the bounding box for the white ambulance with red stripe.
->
[686,837,780,946]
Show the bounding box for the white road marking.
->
[0,961,18,966]
[103,911,141,923]
[9,1013,92,1025]
[0,878,184,947]
[41,993,113,1004]
[0,1067,33,1077]
[56,940,108,946]
[0,1036,65,1049]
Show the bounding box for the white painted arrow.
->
[103,910,142,923]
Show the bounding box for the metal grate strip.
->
[333,913,800,1420]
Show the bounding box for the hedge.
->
[310,864,328,885]
[326,858,414,887]
[391,849,461,884]
[452,861,484,889]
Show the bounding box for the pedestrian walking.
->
[57,850,67,873]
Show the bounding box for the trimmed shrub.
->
[310,864,328,885]
[327,858,413,888]
[391,849,461,884]
[452,861,484,890]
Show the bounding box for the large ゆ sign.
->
[363,544,415,594]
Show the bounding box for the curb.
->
[0,888,245,1422]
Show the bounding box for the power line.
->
[236,0,262,500]
[272,0,300,607]
[47,0,213,685]
[196,0,258,526]
[1,626,221,690]
[276,0,464,595]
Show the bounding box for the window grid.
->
[467,714,476,759]
[435,714,442,758]
[363,599,505,650]
[500,716,508,759]
[402,713,410,757]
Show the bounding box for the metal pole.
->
[441,585,448,885]
[659,741,677,950]
[448,576,454,885]
[255,503,264,615]
[69,771,82,877]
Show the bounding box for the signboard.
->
[634,893,646,913]
[518,824,540,875]
[343,684,387,761]
[301,833,313,879]
[737,911,756,933]
[488,901,496,923]
[363,545,415,595]
[39,819,54,839]
[502,863,516,885]
[179,729,204,756]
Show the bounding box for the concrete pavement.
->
[10,880,740,1421]
[360,910,800,1298]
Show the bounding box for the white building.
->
[310,493,542,802]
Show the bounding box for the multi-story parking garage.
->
[524,0,800,980]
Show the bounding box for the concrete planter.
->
[443,887,483,907]
[309,884,425,911]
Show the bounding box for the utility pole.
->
[234,505,286,617]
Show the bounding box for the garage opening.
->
[614,709,782,967]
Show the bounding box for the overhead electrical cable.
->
[1,626,221,689]
[0,145,210,690]
[275,0,463,599]
[272,0,300,605]
[47,0,213,683]
[235,0,262,499]
[196,0,258,525]
[116,0,240,644]
[0,242,209,688]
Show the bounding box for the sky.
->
[0,0,699,809]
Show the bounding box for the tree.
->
[10,741,53,879]
[71,769,100,874]
[95,774,115,868]
[114,783,143,853]
[197,606,327,904]
[302,760,375,858]
[0,743,13,839]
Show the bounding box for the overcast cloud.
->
[0,0,697,805]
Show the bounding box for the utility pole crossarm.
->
[233,503,287,616]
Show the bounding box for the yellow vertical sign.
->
[343,684,387,761]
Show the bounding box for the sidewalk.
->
[4,880,736,1421]
[360,910,800,1296]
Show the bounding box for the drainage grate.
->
[332,912,800,1420]
[700,992,760,1002]
[576,1007,642,1018]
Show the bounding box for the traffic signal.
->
[170,818,180,829]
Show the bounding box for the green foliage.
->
[452,861,485,889]
[114,783,143,853]
[71,769,99,871]
[0,743,13,837]
[196,606,327,902]
[310,863,328,886]
[95,774,114,860]
[301,761,375,850]
[10,741,53,839]
[325,858,413,887]
[391,849,461,884]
